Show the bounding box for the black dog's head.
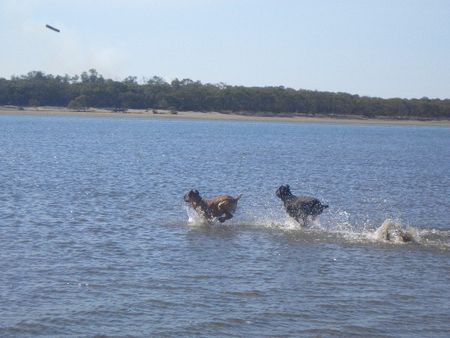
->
[184,189,202,204]
[276,185,292,200]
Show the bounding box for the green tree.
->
[67,95,88,111]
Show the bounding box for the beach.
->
[1,105,449,126]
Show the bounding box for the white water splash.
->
[184,206,209,226]
[183,206,449,250]
[369,218,412,243]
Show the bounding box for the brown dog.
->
[184,190,242,223]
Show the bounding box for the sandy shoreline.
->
[1,106,449,126]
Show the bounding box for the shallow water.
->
[1,114,449,337]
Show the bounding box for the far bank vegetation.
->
[1,69,449,120]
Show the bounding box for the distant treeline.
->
[1,69,449,119]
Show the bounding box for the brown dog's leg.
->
[218,212,233,223]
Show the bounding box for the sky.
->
[1,0,449,99]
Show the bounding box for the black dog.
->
[276,185,328,226]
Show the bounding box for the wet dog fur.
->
[374,219,412,243]
[184,190,242,223]
[276,185,328,226]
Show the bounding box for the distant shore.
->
[1,106,449,126]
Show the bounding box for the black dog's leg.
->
[218,212,233,223]
[295,214,308,227]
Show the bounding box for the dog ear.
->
[193,189,199,195]
[286,185,290,190]
[275,186,281,197]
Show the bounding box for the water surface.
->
[1,114,449,337]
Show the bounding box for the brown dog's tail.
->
[235,194,243,201]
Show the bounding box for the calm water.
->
[1,114,449,337]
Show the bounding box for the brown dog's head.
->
[184,189,202,204]
[276,185,292,200]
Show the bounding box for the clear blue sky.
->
[1,0,449,99]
